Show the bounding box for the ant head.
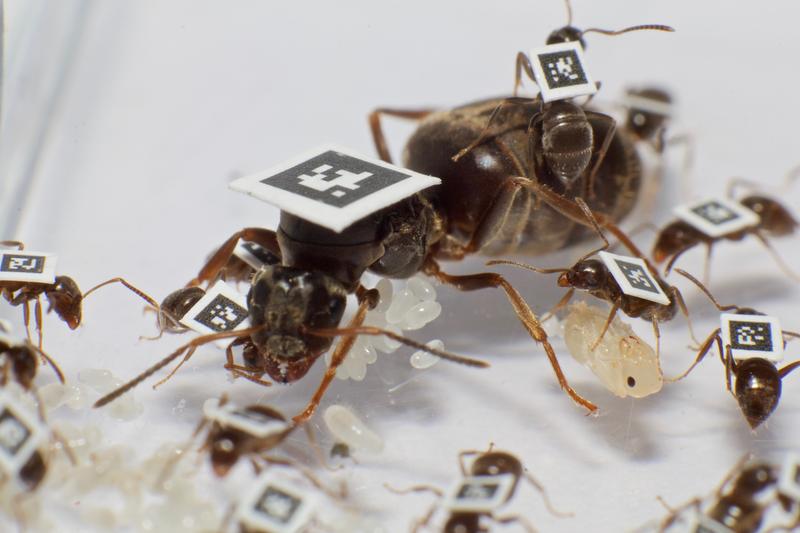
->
[208,428,246,476]
[19,452,46,490]
[652,221,704,263]
[6,345,38,389]
[247,265,347,383]
[558,259,606,291]
[546,25,586,49]
[539,101,594,186]
[444,514,481,533]
[740,195,798,237]
[624,87,672,142]
[470,451,523,478]
[45,276,82,329]
[159,286,206,332]
[734,358,781,429]
[736,462,777,494]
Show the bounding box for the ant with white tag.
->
[652,168,799,281]
[0,241,160,350]
[387,444,569,533]
[657,455,800,532]
[666,269,800,429]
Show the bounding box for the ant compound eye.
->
[627,376,636,388]
[329,298,344,316]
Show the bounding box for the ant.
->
[387,444,568,533]
[651,170,799,281]
[657,455,800,532]
[667,269,800,429]
[0,241,160,349]
[0,323,64,389]
[619,87,674,154]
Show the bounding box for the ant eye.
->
[627,376,636,388]
[329,299,344,315]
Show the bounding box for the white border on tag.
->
[443,473,515,513]
[233,240,274,270]
[598,251,670,305]
[687,509,735,533]
[529,41,597,103]
[179,280,251,347]
[0,391,46,483]
[203,398,291,439]
[236,472,317,533]
[229,144,441,233]
[778,454,800,502]
[720,313,783,361]
[673,198,760,238]
[0,251,57,284]
[622,93,673,117]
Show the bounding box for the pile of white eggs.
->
[325,276,444,380]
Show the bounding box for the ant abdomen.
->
[740,195,798,237]
[735,357,782,429]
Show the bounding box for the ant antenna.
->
[82,277,160,308]
[581,24,675,37]
[673,268,741,312]
[486,259,568,275]
[563,0,573,26]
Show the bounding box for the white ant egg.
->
[410,339,443,369]
[323,404,384,453]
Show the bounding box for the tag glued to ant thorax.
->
[203,398,290,439]
[0,391,46,485]
[233,240,280,270]
[179,280,250,347]
[673,198,760,238]
[229,144,441,233]
[528,41,597,102]
[236,472,317,533]
[0,250,57,284]
[621,92,673,117]
[598,251,670,305]
[442,473,515,513]
[720,313,783,362]
[687,509,735,533]
[777,454,800,502]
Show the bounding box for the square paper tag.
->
[673,198,760,238]
[0,251,57,284]
[229,144,441,233]
[778,454,800,502]
[443,474,515,513]
[720,313,783,361]
[687,509,735,533]
[233,240,280,270]
[0,392,46,483]
[203,398,291,439]
[236,473,316,533]
[180,280,250,347]
[529,41,597,102]
[598,251,670,305]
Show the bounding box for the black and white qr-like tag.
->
[0,251,57,284]
[180,280,250,347]
[529,41,597,102]
[229,144,441,233]
[203,398,291,439]
[687,509,735,533]
[673,198,760,238]
[778,454,800,502]
[237,473,316,533]
[598,251,670,305]
[0,392,45,483]
[720,313,783,361]
[443,474,515,513]
[233,240,280,270]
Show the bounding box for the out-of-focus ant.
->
[387,445,569,533]
[657,454,800,532]
[0,324,64,388]
[667,269,800,429]
[652,170,799,281]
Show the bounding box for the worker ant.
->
[657,454,800,532]
[667,269,800,429]
[387,444,569,533]
[0,323,64,389]
[0,241,160,349]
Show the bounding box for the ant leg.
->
[493,514,537,533]
[425,259,597,413]
[368,108,434,163]
[655,495,703,532]
[453,98,536,163]
[583,111,617,201]
[34,345,65,384]
[384,483,444,497]
[702,241,713,285]
[34,296,44,350]
[411,503,438,533]
[293,299,371,423]
[188,228,280,287]
[0,240,24,249]
[81,277,159,308]
[457,449,484,475]
[652,318,661,367]
[590,303,619,351]
[541,288,575,323]
[673,269,740,313]
[522,471,572,517]
[670,285,700,346]
[752,230,800,282]
[665,328,721,382]
[778,359,800,378]
[20,298,33,343]
[514,52,537,96]
[724,345,738,395]
[259,454,346,499]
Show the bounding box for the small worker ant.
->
[652,170,799,280]
[0,326,64,388]
[620,87,674,154]
[657,455,800,532]
[0,241,160,348]
[667,269,800,429]
[387,445,568,533]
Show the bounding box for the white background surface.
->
[2,1,800,531]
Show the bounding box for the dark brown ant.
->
[657,455,800,532]
[387,445,568,533]
[667,269,800,429]
[0,329,64,388]
[621,87,674,153]
[652,172,799,280]
[0,241,160,348]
